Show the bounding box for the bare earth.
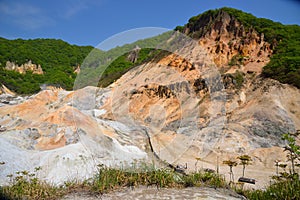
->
[62,186,245,200]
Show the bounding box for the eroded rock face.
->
[185,10,272,74]
[95,11,299,188]
[0,87,148,185]
[5,60,43,74]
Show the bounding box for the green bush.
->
[241,178,300,200]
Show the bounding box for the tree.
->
[223,160,237,183]
[237,154,252,177]
[282,130,300,175]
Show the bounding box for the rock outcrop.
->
[184,10,272,74]
[127,45,141,63]
[0,87,147,185]
[0,84,15,96]
[73,65,81,74]
[5,60,44,74]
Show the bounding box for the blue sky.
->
[0,0,299,49]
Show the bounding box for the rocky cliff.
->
[184,10,272,73]
[0,9,299,189]
[98,9,299,186]
[5,60,43,74]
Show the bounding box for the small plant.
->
[228,54,244,67]
[223,160,238,183]
[194,157,201,172]
[233,71,244,89]
[282,130,300,175]
[237,154,252,177]
[274,159,281,176]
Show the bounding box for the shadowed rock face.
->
[0,10,299,189]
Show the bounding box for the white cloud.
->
[0,2,39,16]
[62,0,103,19]
[0,2,54,30]
[64,1,89,19]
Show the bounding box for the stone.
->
[5,60,43,74]
[127,45,141,63]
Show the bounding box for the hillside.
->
[0,8,299,94]
[0,32,173,94]
[0,7,300,196]
[0,38,94,93]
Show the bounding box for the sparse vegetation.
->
[0,167,65,200]
[85,163,226,194]
[97,48,164,87]
[233,71,244,89]
[0,163,226,199]
[237,131,300,200]
[282,131,300,175]
[228,54,245,67]
[241,178,300,200]
[1,132,299,199]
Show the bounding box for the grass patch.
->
[2,167,300,200]
[90,164,226,194]
[3,164,299,199]
[0,164,226,199]
[0,169,65,200]
[238,177,300,200]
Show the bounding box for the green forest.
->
[0,32,171,94]
[0,38,93,93]
[0,7,299,94]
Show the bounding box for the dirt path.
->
[62,186,246,200]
